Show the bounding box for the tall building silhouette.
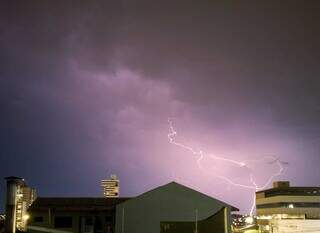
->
[16,182,37,230]
[101,175,119,198]
[4,176,37,232]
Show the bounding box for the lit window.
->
[245,216,254,224]
[54,216,72,228]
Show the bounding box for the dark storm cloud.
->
[1,1,320,213]
[0,0,182,200]
[116,0,320,129]
[0,1,125,197]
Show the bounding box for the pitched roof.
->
[171,182,239,211]
[29,197,131,211]
[123,181,239,212]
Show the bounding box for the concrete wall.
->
[27,210,114,233]
[160,207,228,233]
[28,210,80,233]
[256,195,320,218]
[271,219,320,233]
[115,182,233,233]
[257,195,320,204]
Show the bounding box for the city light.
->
[22,214,30,221]
[245,216,254,224]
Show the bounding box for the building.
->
[16,182,37,231]
[256,181,320,233]
[115,182,238,233]
[4,176,36,233]
[101,175,120,198]
[27,197,130,233]
[232,214,258,232]
[27,182,238,233]
[4,177,23,233]
[0,214,5,233]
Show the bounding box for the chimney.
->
[4,176,24,233]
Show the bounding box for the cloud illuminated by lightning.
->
[167,118,287,215]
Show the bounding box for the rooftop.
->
[256,181,320,196]
[29,197,131,211]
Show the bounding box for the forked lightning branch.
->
[167,118,288,215]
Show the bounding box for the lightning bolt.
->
[167,118,287,215]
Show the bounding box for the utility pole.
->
[122,207,125,233]
[195,209,198,233]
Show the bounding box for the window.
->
[54,216,72,228]
[83,216,93,233]
[94,216,103,232]
[85,217,93,225]
[105,216,113,224]
[257,202,320,209]
[288,204,294,208]
[34,216,43,223]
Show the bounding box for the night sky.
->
[1,1,320,214]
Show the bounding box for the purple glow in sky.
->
[1,1,320,214]
[168,118,287,215]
